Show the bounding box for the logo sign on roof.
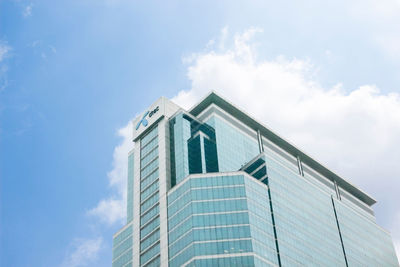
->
[136,106,159,130]
[133,97,181,141]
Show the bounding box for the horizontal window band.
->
[140,145,158,160]
[140,178,159,194]
[168,211,249,234]
[140,225,160,242]
[140,135,158,150]
[140,157,159,172]
[140,190,159,206]
[140,203,159,219]
[140,252,160,267]
[140,215,160,230]
[140,239,160,255]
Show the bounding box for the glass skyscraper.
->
[112,92,399,267]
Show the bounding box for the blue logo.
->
[136,111,149,130]
[135,106,159,130]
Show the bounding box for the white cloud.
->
[0,43,10,62]
[218,26,229,51]
[90,27,400,259]
[87,198,124,225]
[0,42,11,92]
[88,121,134,225]
[22,3,33,18]
[68,121,134,266]
[174,28,400,258]
[61,237,103,267]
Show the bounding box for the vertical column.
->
[158,119,170,267]
[257,130,264,153]
[331,196,348,266]
[127,151,135,223]
[132,141,141,267]
[199,134,207,173]
[296,156,304,176]
[334,181,341,200]
[266,183,282,266]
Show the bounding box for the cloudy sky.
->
[1,0,400,266]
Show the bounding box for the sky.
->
[1,0,400,266]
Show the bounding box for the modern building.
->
[112,92,399,267]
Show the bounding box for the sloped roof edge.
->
[189,91,376,206]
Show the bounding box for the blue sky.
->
[1,0,400,266]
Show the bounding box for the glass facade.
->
[140,126,160,267]
[206,115,259,172]
[265,154,346,266]
[112,223,133,267]
[166,109,397,266]
[127,152,134,223]
[169,112,218,186]
[333,198,398,266]
[113,94,398,267]
[112,152,134,267]
[167,174,278,266]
